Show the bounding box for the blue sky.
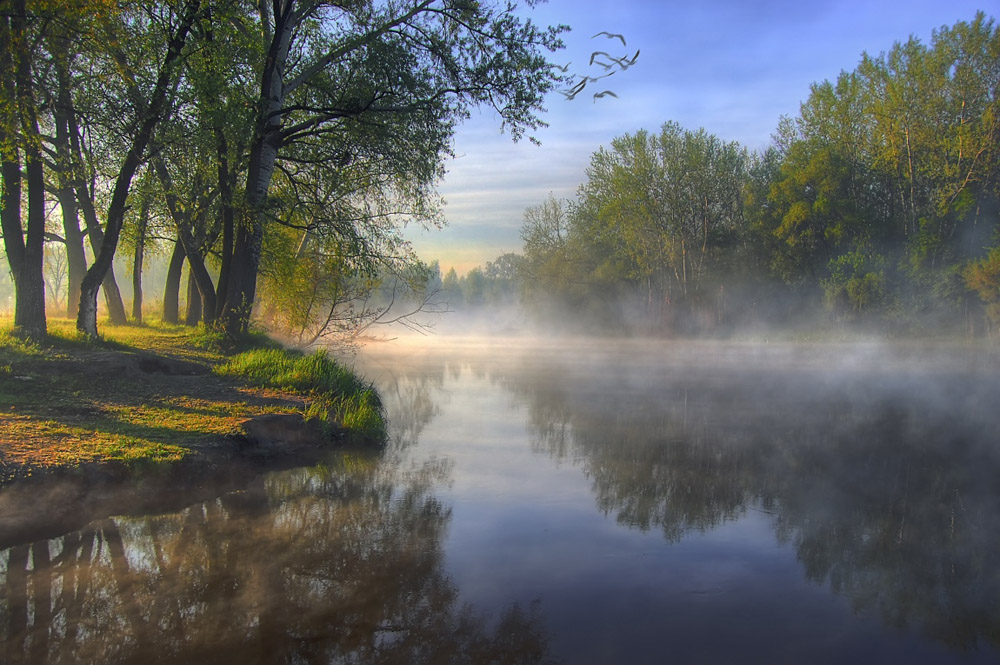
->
[405,0,993,274]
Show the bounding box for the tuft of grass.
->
[216,348,386,443]
[188,324,280,354]
[96,435,189,465]
[0,327,44,361]
[331,390,386,440]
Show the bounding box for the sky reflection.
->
[358,338,1000,664]
[2,339,997,663]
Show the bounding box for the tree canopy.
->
[1,0,569,341]
[458,12,999,337]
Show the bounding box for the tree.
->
[964,245,1000,333]
[441,267,462,306]
[574,123,748,329]
[519,194,599,318]
[1,1,196,337]
[75,0,205,338]
[484,251,525,304]
[1,0,49,339]
[756,13,999,328]
[217,0,567,339]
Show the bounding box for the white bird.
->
[592,31,627,47]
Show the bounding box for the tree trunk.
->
[77,0,201,339]
[151,154,218,324]
[214,127,234,319]
[52,50,87,320]
[8,1,46,338]
[0,130,26,321]
[185,269,202,326]
[101,265,129,325]
[59,38,129,328]
[204,20,235,320]
[162,239,185,324]
[220,5,294,339]
[222,214,265,337]
[131,197,148,323]
[55,187,87,320]
[0,148,24,285]
[132,245,144,322]
[178,228,217,325]
[73,142,130,326]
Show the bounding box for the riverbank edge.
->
[0,318,385,489]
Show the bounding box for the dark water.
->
[2,338,999,664]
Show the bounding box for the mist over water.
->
[2,335,999,663]
[359,335,1000,663]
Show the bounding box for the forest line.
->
[446,12,999,337]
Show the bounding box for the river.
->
[2,337,999,664]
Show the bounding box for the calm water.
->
[2,337,999,664]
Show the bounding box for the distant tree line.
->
[439,254,523,309]
[453,13,1000,337]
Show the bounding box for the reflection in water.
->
[3,338,999,664]
[0,451,554,664]
[357,339,1000,659]
[492,341,1000,654]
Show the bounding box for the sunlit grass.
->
[0,414,188,468]
[217,348,387,442]
[0,316,387,479]
[0,324,45,362]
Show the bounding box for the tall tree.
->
[0,0,48,339]
[218,0,567,339]
[75,0,204,338]
[575,123,747,327]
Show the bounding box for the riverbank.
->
[0,318,384,486]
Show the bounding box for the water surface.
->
[2,337,999,663]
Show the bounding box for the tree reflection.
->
[494,344,1000,651]
[353,349,450,454]
[0,451,555,664]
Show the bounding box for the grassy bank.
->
[0,318,385,484]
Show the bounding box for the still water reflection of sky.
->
[2,338,998,664]
[356,337,1000,664]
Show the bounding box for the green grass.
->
[0,326,45,362]
[216,348,387,442]
[0,316,388,480]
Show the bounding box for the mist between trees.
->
[443,12,1000,339]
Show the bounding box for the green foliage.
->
[495,12,999,337]
[822,250,887,319]
[515,123,750,331]
[965,245,1000,327]
[216,348,386,443]
[461,267,488,306]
